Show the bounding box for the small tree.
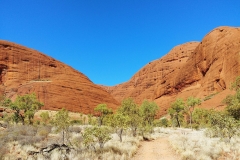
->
[40,111,50,125]
[53,108,70,144]
[83,126,111,150]
[207,111,240,140]
[140,100,159,125]
[223,76,240,120]
[185,97,201,129]
[118,98,141,137]
[94,104,113,126]
[168,98,185,127]
[3,93,43,125]
[156,117,169,127]
[139,100,159,136]
[111,112,130,142]
[192,108,210,128]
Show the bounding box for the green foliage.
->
[118,98,141,137]
[168,98,185,127]
[83,126,111,150]
[70,119,83,125]
[1,98,12,108]
[185,97,201,129]
[15,93,44,125]
[140,100,159,125]
[207,111,240,140]
[53,108,70,144]
[223,76,240,120]
[192,108,210,128]
[87,114,97,125]
[139,100,159,136]
[2,93,43,125]
[203,92,219,101]
[110,112,130,141]
[231,76,240,91]
[40,111,50,125]
[157,117,169,127]
[223,91,240,120]
[94,104,113,126]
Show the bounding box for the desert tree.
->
[207,110,240,140]
[168,98,185,127]
[140,100,159,125]
[185,97,201,129]
[53,108,70,145]
[40,111,50,125]
[118,98,141,137]
[15,93,44,125]
[139,100,159,136]
[94,103,113,126]
[192,108,210,128]
[110,112,130,142]
[3,93,43,125]
[83,126,111,150]
[223,76,240,120]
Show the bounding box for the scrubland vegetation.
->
[1,77,240,160]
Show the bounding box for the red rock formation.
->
[105,26,240,116]
[0,40,119,114]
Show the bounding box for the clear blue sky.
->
[1,0,239,86]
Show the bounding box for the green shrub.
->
[207,111,240,140]
[203,92,218,101]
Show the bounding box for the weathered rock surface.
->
[105,26,240,116]
[0,40,119,114]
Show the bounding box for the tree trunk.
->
[118,128,123,142]
[190,112,192,129]
[62,130,65,145]
[20,115,25,125]
[176,116,181,128]
[132,127,137,137]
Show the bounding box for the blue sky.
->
[1,0,240,86]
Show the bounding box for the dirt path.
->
[132,136,180,160]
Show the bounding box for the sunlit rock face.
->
[105,26,240,116]
[0,40,119,114]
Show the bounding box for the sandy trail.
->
[132,136,180,160]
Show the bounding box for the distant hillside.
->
[103,26,240,116]
[0,40,119,114]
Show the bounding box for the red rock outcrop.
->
[105,26,240,116]
[0,40,119,114]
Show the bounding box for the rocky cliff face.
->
[0,40,119,114]
[105,26,240,116]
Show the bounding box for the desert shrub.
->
[157,117,169,127]
[206,112,240,140]
[53,108,70,144]
[37,125,52,138]
[0,131,8,159]
[40,111,50,125]
[2,125,47,146]
[192,108,210,129]
[169,129,222,160]
[69,126,82,133]
[103,134,141,158]
[168,98,185,128]
[0,146,7,160]
[70,119,83,125]
[83,126,111,150]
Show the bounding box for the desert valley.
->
[1,26,240,160]
[1,26,240,115]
